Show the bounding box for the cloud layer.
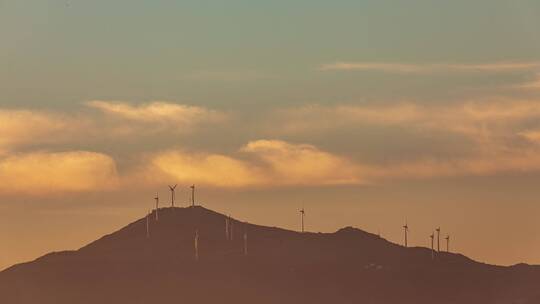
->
[320,61,540,73]
[0,151,119,195]
[4,97,540,194]
[0,110,82,150]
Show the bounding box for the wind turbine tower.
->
[154,193,159,221]
[299,206,305,233]
[243,230,248,256]
[230,219,234,241]
[436,227,441,252]
[225,217,229,240]
[194,229,199,261]
[403,221,409,247]
[146,210,150,238]
[445,235,450,252]
[430,232,435,259]
[190,184,195,207]
[168,184,177,207]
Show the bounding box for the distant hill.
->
[1,206,539,304]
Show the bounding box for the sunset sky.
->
[2,0,540,269]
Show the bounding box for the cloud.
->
[514,74,540,90]
[86,100,226,126]
[519,130,540,144]
[146,138,540,188]
[271,100,540,144]
[0,110,82,149]
[262,100,540,181]
[0,151,119,195]
[148,150,264,188]
[319,61,540,73]
[240,140,361,185]
[147,140,363,188]
[270,104,424,135]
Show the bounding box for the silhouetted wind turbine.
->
[190,184,195,207]
[445,235,450,252]
[154,193,159,221]
[403,220,409,247]
[146,210,150,238]
[243,230,248,256]
[230,219,234,241]
[225,217,229,240]
[194,229,199,261]
[430,232,435,259]
[168,184,177,207]
[299,206,305,233]
[436,227,441,252]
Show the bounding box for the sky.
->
[1,0,540,269]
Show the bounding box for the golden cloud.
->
[0,110,75,149]
[86,100,226,126]
[0,151,119,195]
[146,138,540,188]
[150,151,264,188]
[240,140,361,185]
[148,140,363,188]
[519,130,540,144]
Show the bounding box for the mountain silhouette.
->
[1,206,539,304]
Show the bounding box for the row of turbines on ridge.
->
[144,184,452,261]
[403,221,452,259]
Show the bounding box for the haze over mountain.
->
[1,206,538,304]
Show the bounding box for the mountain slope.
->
[1,206,539,304]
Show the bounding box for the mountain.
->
[1,206,539,304]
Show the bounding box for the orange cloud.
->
[147,138,540,188]
[240,140,361,185]
[0,151,119,195]
[519,130,540,144]
[147,140,363,188]
[150,151,264,188]
[86,100,226,126]
[0,110,77,149]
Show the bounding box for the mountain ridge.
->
[1,206,539,304]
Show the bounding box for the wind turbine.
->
[299,205,305,233]
[230,219,234,241]
[243,230,248,256]
[194,229,199,261]
[445,235,450,252]
[190,184,195,207]
[403,220,409,247]
[436,227,441,252]
[225,217,229,240]
[146,210,150,238]
[429,232,435,259]
[168,184,177,207]
[154,193,159,221]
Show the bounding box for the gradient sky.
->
[2,0,540,270]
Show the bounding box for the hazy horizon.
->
[2,0,540,270]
